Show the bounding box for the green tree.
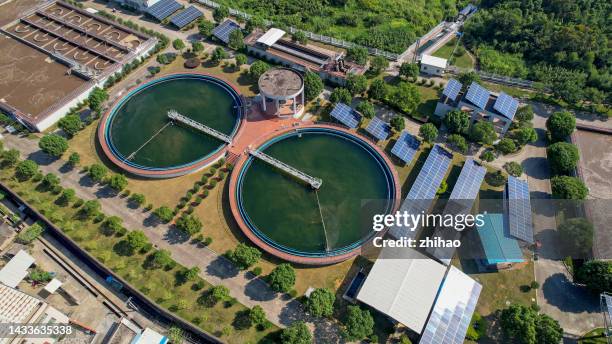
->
[108,174,128,192]
[357,101,375,119]
[346,47,368,65]
[512,127,537,145]
[368,78,387,100]
[167,326,183,344]
[346,74,368,95]
[280,321,312,344]
[172,38,185,52]
[515,105,534,123]
[213,5,229,23]
[547,142,579,174]
[153,206,174,223]
[249,61,269,81]
[292,31,307,44]
[246,16,265,32]
[17,223,44,244]
[576,260,612,293]
[41,173,60,190]
[469,121,497,145]
[457,72,480,91]
[535,314,564,344]
[500,304,537,344]
[211,46,228,64]
[15,160,38,181]
[303,71,324,101]
[228,29,245,50]
[370,56,389,74]
[447,134,468,154]
[183,266,200,281]
[268,263,295,293]
[198,18,215,37]
[330,88,352,105]
[305,288,335,317]
[103,216,123,235]
[58,114,83,137]
[389,82,420,114]
[227,243,261,269]
[399,62,419,79]
[343,305,374,341]
[546,111,575,141]
[191,41,204,53]
[68,152,80,167]
[39,134,68,157]
[480,150,495,162]
[150,249,173,269]
[249,305,267,327]
[419,123,438,143]
[88,87,108,112]
[390,116,405,132]
[57,188,76,205]
[81,200,101,219]
[551,176,588,200]
[504,162,523,177]
[558,218,593,257]
[126,230,148,252]
[88,164,108,183]
[496,138,517,154]
[210,285,230,303]
[2,149,20,167]
[175,214,202,237]
[444,110,470,134]
[235,53,248,67]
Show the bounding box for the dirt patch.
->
[573,130,612,199]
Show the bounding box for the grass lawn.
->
[415,84,441,119]
[0,165,276,343]
[482,82,534,100]
[579,328,608,344]
[432,38,474,69]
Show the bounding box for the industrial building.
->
[420,54,447,76]
[0,0,158,131]
[244,28,366,86]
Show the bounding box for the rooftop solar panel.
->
[493,92,519,120]
[212,19,241,44]
[464,82,490,110]
[507,176,534,243]
[391,131,420,164]
[449,159,486,201]
[330,102,361,129]
[420,266,482,344]
[170,6,203,29]
[389,145,452,240]
[442,79,462,101]
[146,0,182,21]
[365,117,391,141]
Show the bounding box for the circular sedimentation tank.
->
[230,126,399,265]
[99,73,243,177]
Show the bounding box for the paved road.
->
[1,135,341,342]
[489,101,602,339]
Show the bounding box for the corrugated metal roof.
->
[357,248,446,333]
[421,54,447,69]
[256,28,286,46]
[477,213,524,265]
[0,250,34,288]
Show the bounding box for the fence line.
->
[446,65,543,90]
[194,0,400,60]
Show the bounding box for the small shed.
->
[420,54,447,76]
[0,250,35,288]
[44,278,63,294]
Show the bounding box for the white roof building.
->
[357,248,446,333]
[0,250,35,288]
[132,328,168,344]
[420,54,448,76]
[44,278,63,294]
[256,28,286,47]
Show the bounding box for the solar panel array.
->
[391,131,420,164]
[365,117,391,141]
[449,159,486,200]
[443,79,463,101]
[420,266,482,344]
[146,0,182,21]
[330,102,361,129]
[493,92,519,120]
[464,82,490,110]
[507,176,534,243]
[170,6,203,29]
[388,145,452,240]
[212,19,241,44]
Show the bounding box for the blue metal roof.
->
[477,213,524,265]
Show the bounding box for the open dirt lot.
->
[573,130,612,199]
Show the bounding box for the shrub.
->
[504,162,523,177]
[480,150,495,162]
[129,193,146,206]
[329,88,352,105]
[305,288,335,317]
[267,263,296,293]
[447,134,468,154]
[280,321,312,344]
[390,116,405,132]
[342,306,374,341]
[551,176,588,200]
[356,101,375,119]
[1,149,19,167]
[175,214,202,237]
[68,152,81,167]
[547,142,579,174]
[102,216,123,235]
[29,268,53,283]
[126,230,149,253]
[108,174,128,192]
[251,266,262,276]
[41,173,60,190]
[153,206,174,222]
[419,123,438,143]
[58,114,83,137]
[57,188,76,205]
[17,223,44,244]
[80,200,101,219]
[496,138,517,154]
[88,164,108,183]
[546,111,575,141]
[227,243,261,270]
